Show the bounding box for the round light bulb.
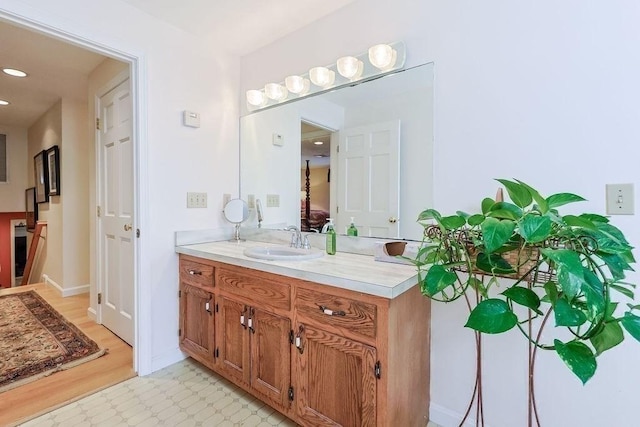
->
[2,68,27,77]
[264,83,288,101]
[285,75,310,95]
[0,99,9,106]
[368,44,397,71]
[309,67,335,88]
[246,89,266,107]
[336,56,363,80]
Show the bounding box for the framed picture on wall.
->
[25,187,37,231]
[34,150,49,203]
[46,145,60,196]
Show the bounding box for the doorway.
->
[300,121,331,232]
[0,11,146,373]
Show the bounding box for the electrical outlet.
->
[187,192,207,208]
[247,194,256,209]
[266,194,280,207]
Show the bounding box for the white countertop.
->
[175,240,420,299]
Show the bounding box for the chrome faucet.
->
[286,226,310,249]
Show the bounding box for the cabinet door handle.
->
[318,305,346,317]
[240,306,247,329]
[205,300,212,315]
[188,270,202,275]
[248,308,255,334]
[295,325,305,354]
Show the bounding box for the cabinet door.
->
[250,308,291,408]
[295,324,377,427]
[179,283,214,364]
[217,296,250,385]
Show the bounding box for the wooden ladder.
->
[21,221,47,286]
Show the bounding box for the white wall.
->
[0,124,28,211]
[0,0,240,373]
[241,1,640,426]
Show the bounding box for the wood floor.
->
[0,284,135,427]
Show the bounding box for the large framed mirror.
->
[240,62,434,241]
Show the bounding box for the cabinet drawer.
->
[295,288,377,339]
[217,268,291,311]
[180,259,214,288]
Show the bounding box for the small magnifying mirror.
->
[224,198,249,242]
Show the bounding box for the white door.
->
[98,77,134,345]
[337,120,400,237]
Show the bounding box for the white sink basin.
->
[243,246,324,261]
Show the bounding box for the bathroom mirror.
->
[240,62,434,240]
[224,198,249,242]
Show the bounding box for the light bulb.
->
[336,56,363,80]
[309,67,335,88]
[246,89,266,107]
[0,99,9,106]
[368,44,397,71]
[2,68,27,77]
[264,83,288,101]
[285,75,310,95]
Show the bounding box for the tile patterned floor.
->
[21,359,298,427]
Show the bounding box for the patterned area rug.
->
[0,291,107,393]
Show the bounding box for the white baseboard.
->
[150,347,187,374]
[430,402,492,427]
[42,274,90,297]
[87,306,97,321]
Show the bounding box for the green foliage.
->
[414,179,638,384]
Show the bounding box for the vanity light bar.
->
[245,41,406,111]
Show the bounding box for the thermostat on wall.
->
[183,110,200,128]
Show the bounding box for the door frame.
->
[0,8,152,374]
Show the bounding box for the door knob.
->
[124,224,132,231]
[388,217,398,224]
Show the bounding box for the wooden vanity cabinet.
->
[178,254,430,427]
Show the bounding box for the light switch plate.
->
[247,194,256,209]
[187,192,207,208]
[266,194,280,207]
[606,183,634,215]
[183,110,200,128]
[272,133,284,146]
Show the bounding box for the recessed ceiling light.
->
[0,100,9,106]
[3,68,28,78]
[313,141,324,145]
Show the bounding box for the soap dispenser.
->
[347,217,358,237]
[325,218,336,255]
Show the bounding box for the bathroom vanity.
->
[175,240,430,426]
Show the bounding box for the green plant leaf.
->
[440,215,466,230]
[544,281,559,305]
[481,217,516,253]
[610,284,635,300]
[496,179,533,208]
[468,277,488,298]
[554,298,587,327]
[502,286,542,314]
[417,208,442,222]
[464,299,518,334]
[481,198,496,215]
[554,339,597,384]
[621,313,640,342]
[519,215,552,243]
[563,214,597,230]
[475,252,516,275]
[599,252,632,280]
[580,213,609,224]
[590,322,624,355]
[541,249,585,299]
[467,214,485,227]
[627,304,640,311]
[581,269,605,320]
[488,202,523,220]
[606,302,619,319]
[515,179,549,213]
[423,265,457,296]
[546,193,586,209]
[456,211,470,219]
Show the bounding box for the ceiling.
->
[0,0,356,129]
[120,0,356,55]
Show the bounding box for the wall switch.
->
[266,194,280,207]
[272,133,284,146]
[606,183,634,215]
[247,194,256,209]
[187,192,207,208]
[183,110,200,128]
[223,193,231,207]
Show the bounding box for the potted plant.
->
[411,179,640,426]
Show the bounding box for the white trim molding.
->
[42,273,90,297]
